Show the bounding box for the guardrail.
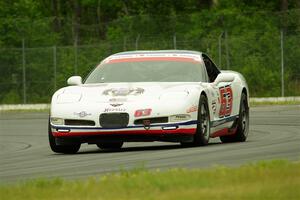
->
[0,97,299,111]
[250,96,300,103]
[0,104,50,111]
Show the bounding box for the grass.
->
[1,160,299,200]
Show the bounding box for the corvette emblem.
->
[103,87,144,96]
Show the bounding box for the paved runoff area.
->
[0,105,299,183]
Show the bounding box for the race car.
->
[49,50,249,154]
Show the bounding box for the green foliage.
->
[0,0,299,103]
[2,89,21,104]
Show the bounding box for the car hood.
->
[54,82,203,104]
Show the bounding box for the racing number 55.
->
[219,85,233,118]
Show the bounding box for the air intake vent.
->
[134,117,168,125]
[65,119,95,126]
[100,113,129,128]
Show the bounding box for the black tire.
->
[97,142,123,150]
[48,119,81,154]
[220,92,249,143]
[182,94,210,147]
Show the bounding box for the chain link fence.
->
[0,30,299,104]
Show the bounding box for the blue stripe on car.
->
[210,115,238,127]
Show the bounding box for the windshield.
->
[85,60,206,83]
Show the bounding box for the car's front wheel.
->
[220,92,249,143]
[97,142,123,150]
[182,94,210,147]
[48,120,81,154]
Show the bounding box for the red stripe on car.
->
[210,127,237,138]
[52,128,196,137]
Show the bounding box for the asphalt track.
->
[0,105,299,184]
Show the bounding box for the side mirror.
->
[213,73,235,86]
[67,76,82,85]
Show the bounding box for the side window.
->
[200,62,209,82]
[202,54,220,83]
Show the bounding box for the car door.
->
[202,54,236,127]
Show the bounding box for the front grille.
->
[134,117,168,125]
[65,119,95,126]
[100,113,129,128]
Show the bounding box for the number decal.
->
[219,85,233,118]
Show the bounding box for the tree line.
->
[0,0,299,103]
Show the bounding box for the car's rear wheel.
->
[48,119,81,154]
[97,142,123,150]
[182,94,210,147]
[220,92,249,143]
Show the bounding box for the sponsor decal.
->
[170,114,191,122]
[73,111,91,118]
[212,100,217,114]
[186,105,198,113]
[134,109,152,117]
[107,57,201,64]
[104,53,202,64]
[219,85,233,118]
[103,87,144,96]
[110,103,123,107]
[104,108,126,112]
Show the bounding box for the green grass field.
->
[1,160,299,200]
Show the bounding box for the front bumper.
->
[51,120,197,143]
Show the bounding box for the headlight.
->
[169,114,191,122]
[50,117,64,125]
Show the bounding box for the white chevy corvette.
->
[49,50,249,154]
